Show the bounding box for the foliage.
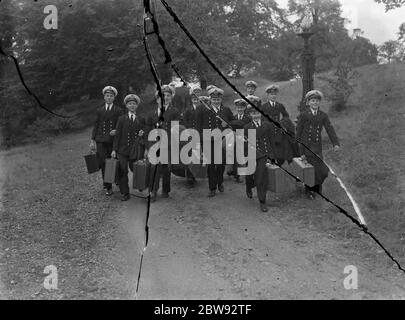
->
[378,40,404,63]
[374,0,405,11]
[0,0,381,146]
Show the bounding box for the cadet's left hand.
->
[139,129,144,137]
[109,130,117,136]
[333,145,340,152]
[144,149,148,159]
[221,121,227,128]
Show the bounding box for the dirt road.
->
[110,173,404,300]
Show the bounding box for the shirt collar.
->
[128,111,136,118]
[105,103,113,110]
[310,108,318,115]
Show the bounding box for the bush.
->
[318,62,358,112]
[23,116,86,143]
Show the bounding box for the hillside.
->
[0,63,404,299]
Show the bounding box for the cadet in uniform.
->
[244,98,276,213]
[261,84,290,165]
[183,86,203,185]
[184,86,202,130]
[196,87,233,197]
[112,94,146,201]
[245,81,261,107]
[146,85,181,201]
[170,82,190,116]
[90,86,122,196]
[296,90,340,199]
[227,99,251,182]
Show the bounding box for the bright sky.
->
[276,0,405,45]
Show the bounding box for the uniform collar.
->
[105,103,113,111]
[128,111,136,119]
[253,119,261,127]
[212,105,220,113]
[310,108,319,116]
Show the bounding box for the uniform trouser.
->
[186,168,195,181]
[207,164,225,191]
[96,142,113,190]
[204,138,225,191]
[151,164,171,194]
[306,184,323,194]
[118,154,135,196]
[246,157,268,204]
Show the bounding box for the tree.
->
[375,0,405,11]
[379,40,403,63]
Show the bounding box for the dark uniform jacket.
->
[261,101,289,143]
[229,112,251,130]
[296,109,340,157]
[183,104,201,130]
[196,104,233,134]
[113,114,146,160]
[91,104,122,143]
[244,121,275,160]
[145,104,181,161]
[146,104,180,135]
[296,109,340,185]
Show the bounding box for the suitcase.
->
[188,163,207,179]
[84,153,99,174]
[171,164,187,178]
[188,148,208,179]
[104,158,120,184]
[133,159,151,191]
[267,163,295,193]
[289,157,315,187]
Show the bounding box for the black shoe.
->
[121,194,130,201]
[260,203,268,212]
[208,190,216,197]
[161,192,169,198]
[105,189,113,196]
[218,184,224,193]
[246,189,253,199]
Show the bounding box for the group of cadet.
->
[90,81,340,212]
